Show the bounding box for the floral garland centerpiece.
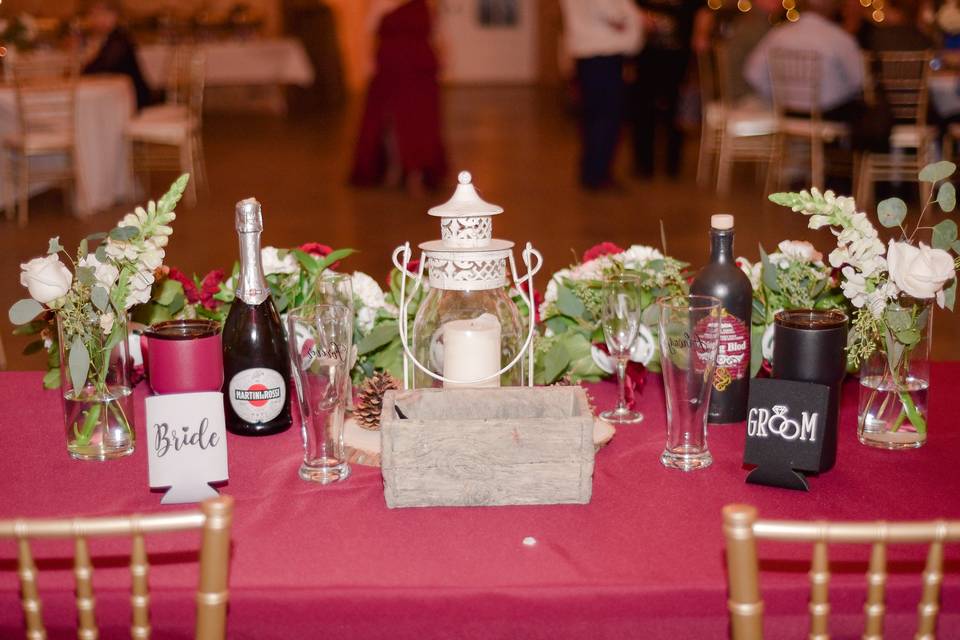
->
[770,162,958,449]
[535,243,688,399]
[737,240,847,375]
[8,175,189,460]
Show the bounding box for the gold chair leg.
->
[811,137,825,191]
[17,155,29,228]
[180,139,197,206]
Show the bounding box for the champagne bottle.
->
[222,198,292,436]
[690,214,753,424]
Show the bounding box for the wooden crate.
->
[380,386,595,508]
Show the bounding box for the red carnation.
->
[299,243,339,269]
[199,269,226,310]
[167,267,200,304]
[583,242,623,263]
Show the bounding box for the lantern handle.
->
[391,243,541,389]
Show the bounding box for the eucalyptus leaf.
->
[759,245,779,292]
[884,307,912,331]
[47,236,63,255]
[76,266,95,287]
[954,240,960,254]
[556,285,586,318]
[67,335,90,393]
[78,238,88,258]
[545,316,573,335]
[167,292,186,316]
[919,160,956,183]
[95,244,108,262]
[944,278,957,312]
[91,286,109,312]
[895,328,921,346]
[8,298,43,325]
[877,197,907,228]
[932,219,958,251]
[641,303,660,326]
[938,182,957,212]
[85,232,107,243]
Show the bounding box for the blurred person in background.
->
[81,0,154,110]
[631,0,700,178]
[350,0,447,194]
[560,0,643,190]
[744,0,863,123]
[692,0,782,106]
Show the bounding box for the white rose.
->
[261,247,297,276]
[79,253,119,290]
[544,268,572,304]
[736,258,762,290]
[777,240,823,265]
[886,241,955,306]
[356,306,378,334]
[20,254,72,304]
[351,271,385,310]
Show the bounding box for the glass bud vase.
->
[857,297,933,450]
[58,315,135,461]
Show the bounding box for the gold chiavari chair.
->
[125,46,207,206]
[723,503,960,640]
[2,54,80,228]
[768,49,851,191]
[0,495,233,639]
[697,45,778,194]
[855,51,934,211]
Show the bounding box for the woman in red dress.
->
[350,0,448,192]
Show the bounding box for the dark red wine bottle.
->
[690,214,753,424]
[222,198,292,436]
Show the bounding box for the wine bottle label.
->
[713,311,749,392]
[228,368,286,424]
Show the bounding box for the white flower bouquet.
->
[536,243,688,385]
[8,175,189,458]
[737,240,847,374]
[770,162,959,444]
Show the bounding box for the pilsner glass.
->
[657,295,722,471]
[287,304,353,484]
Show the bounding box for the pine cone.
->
[354,372,400,430]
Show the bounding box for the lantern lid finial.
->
[428,169,504,218]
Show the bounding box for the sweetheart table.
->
[0,366,958,638]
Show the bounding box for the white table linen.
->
[138,38,315,89]
[0,74,135,216]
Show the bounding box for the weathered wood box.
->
[380,386,595,508]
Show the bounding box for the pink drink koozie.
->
[142,320,223,395]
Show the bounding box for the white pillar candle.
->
[442,313,501,388]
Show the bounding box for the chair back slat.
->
[130,533,151,639]
[769,48,823,120]
[808,538,831,639]
[917,532,946,638]
[74,537,97,640]
[165,47,207,126]
[723,504,960,640]
[863,540,887,639]
[13,82,77,141]
[16,536,45,639]
[1,497,232,640]
[869,51,932,126]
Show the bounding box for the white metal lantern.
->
[391,171,543,390]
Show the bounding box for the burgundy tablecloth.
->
[1,366,959,639]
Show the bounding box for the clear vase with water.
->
[58,317,135,461]
[857,297,932,450]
